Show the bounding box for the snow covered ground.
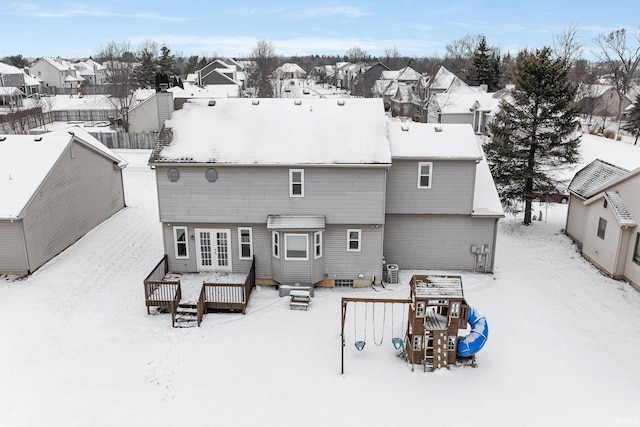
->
[2,134,640,427]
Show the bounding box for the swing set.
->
[340,297,412,374]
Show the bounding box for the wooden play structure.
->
[341,274,487,373]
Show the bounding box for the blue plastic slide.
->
[457,306,489,357]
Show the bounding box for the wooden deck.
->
[144,256,256,327]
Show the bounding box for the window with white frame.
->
[289,169,304,197]
[285,234,308,260]
[597,217,607,239]
[417,162,433,189]
[314,231,323,259]
[347,229,361,252]
[272,231,280,259]
[238,227,253,259]
[173,226,189,259]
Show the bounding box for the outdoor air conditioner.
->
[386,264,399,285]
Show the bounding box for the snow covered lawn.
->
[1,138,640,427]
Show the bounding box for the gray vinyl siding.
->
[440,113,473,126]
[20,141,125,272]
[386,159,475,215]
[156,165,387,224]
[384,214,497,272]
[0,221,28,274]
[615,229,632,277]
[164,223,383,284]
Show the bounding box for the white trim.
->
[285,233,309,260]
[314,231,323,259]
[289,169,304,197]
[238,227,253,260]
[417,161,433,189]
[272,231,280,259]
[347,229,361,252]
[194,228,232,271]
[173,226,189,259]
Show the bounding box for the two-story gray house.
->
[148,98,503,288]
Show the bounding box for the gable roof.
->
[568,159,629,199]
[584,191,636,227]
[430,66,472,93]
[150,98,391,166]
[277,63,307,75]
[0,127,126,219]
[380,66,421,82]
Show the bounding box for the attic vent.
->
[434,126,443,132]
[252,99,260,105]
[208,100,216,106]
[401,124,409,131]
[294,100,302,105]
[337,100,345,106]
[34,136,43,141]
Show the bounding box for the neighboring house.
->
[30,57,84,90]
[428,66,474,94]
[127,89,174,133]
[372,66,424,117]
[427,92,502,133]
[566,159,640,289]
[148,98,503,289]
[389,83,420,118]
[0,61,41,95]
[0,127,127,275]
[197,60,238,87]
[273,63,307,80]
[352,62,389,98]
[73,58,108,86]
[0,87,25,108]
[575,83,632,123]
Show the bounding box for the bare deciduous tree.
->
[248,39,278,98]
[552,24,583,68]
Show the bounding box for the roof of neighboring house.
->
[37,57,71,72]
[584,191,636,227]
[430,66,473,93]
[386,122,483,160]
[0,127,126,220]
[151,98,391,166]
[0,61,25,75]
[380,66,421,81]
[0,87,25,96]
[568,159,629,198]
[276,63,307,75]
[391,83,419,104]
[576,83,615,100]
[372,79,398,96]
[432,92,502,114]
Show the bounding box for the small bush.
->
[603,129,615,139]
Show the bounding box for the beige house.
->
[566,159,640,289]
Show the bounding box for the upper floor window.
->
[173,226,189,259]
[347,229,361,252]
[417,162,432,189]
[597,218,607,239]
[290,169,304,197]
[238,227,253,259]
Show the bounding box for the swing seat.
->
[392,338,404,350]
[355,341,366,351]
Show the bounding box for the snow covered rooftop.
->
[151,98,391,165]
[473,155,505,217]
[0,127,126,219]
[386,122,483,160]
[412,275,465,299]
[568,159,629,199]
[604,191,636,226]
[267,215,326,230]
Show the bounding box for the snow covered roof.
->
[434,92,502,114]
[386,122,483,160]
[412,275,464,299]
[568,159,629,199]
[267,215,325,229]
[0,127,126,220]
[473,155,505,217]
[392,83,419,104]
[430,66,472,93]
[372,80,398,96]
[584,191,636,227]
[151,98,391,165]
[168,82,239,99]
[0,61,25,74]
[0,87,24,96]
[380,66,421,82]
[277,63,307,75]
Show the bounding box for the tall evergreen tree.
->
[157,45,178,78]
[467,36,501,91]
[623,94,640,145]
[132,47,157,88]
[485,47,581,224]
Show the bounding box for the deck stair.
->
[174,300,199,328]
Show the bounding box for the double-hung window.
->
[417,162,433,189]
[173,226,189,259]
[289,169,304,197]
[238,227,253,259]
[347,229,361,252]
[314,231,323,259]
[597,218,607,239]
[272,232,280,259]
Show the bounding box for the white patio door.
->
[195,229,232,271]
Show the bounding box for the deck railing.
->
[201,257,256,315]
[144,255,182,326]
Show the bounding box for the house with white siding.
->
[148,98,503,290]
[566,159,640,289]
[0,127,127,275]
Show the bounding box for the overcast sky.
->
[1,1,637,60]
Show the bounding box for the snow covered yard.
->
[2,140,640,427]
